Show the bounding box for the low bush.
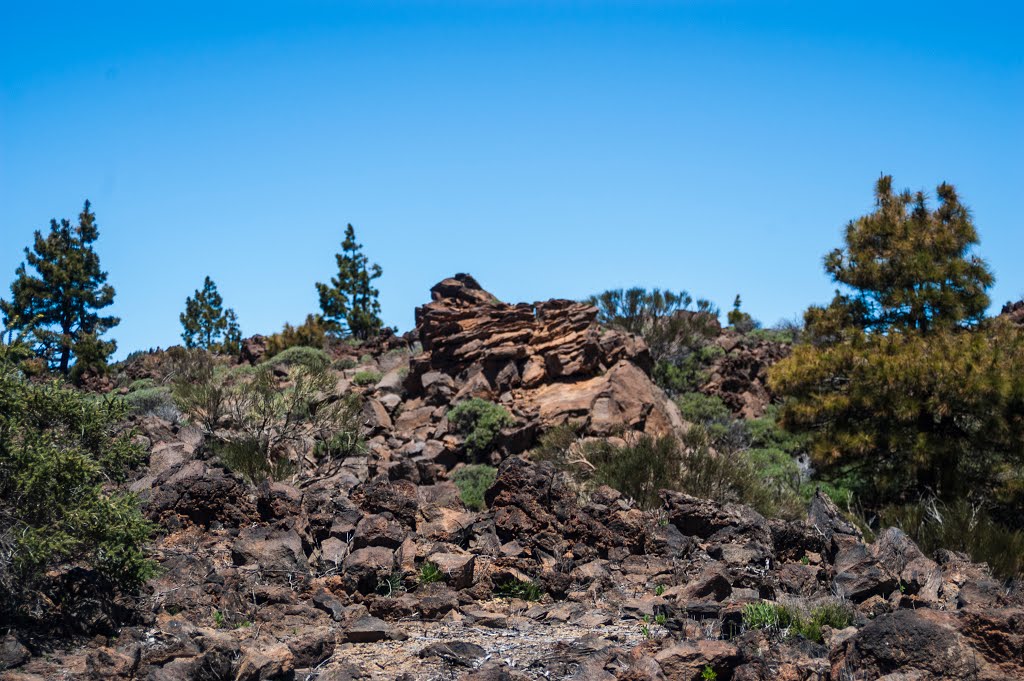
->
[676,392,732,425]
[653,344,725,395]
[582,435,681,510]
[313,399,367,461]
[536,421,805,518]
[265,345,331,369]
[493,577,544,601]
[742,600,852,643]
[215,437,297,484]
[742,601,799,631]
[452,464,498,511]
[448,398,515,456]
[123,385,179,421]
[0,363,155,628]
[352,370,382,386]
[173,350,361,484]
[794,603,853,642]
[418,561,443,585]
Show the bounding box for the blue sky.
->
[2,2,1021,357]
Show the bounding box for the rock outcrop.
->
[702,332,790,419]
[404,274,683,439]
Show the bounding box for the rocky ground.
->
[3,275,1023,681]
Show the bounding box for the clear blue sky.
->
[2,2,1021,357]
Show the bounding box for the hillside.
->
[3,274,1022,681]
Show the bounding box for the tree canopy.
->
[809,175,992,337]
[0,348,154,626]
[180,275,241,354]
[770,176,1024,510]
[0,201,119,378]
[315,224,384,340]
[588,287,719,363]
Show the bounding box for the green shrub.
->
[676,392,731,425]
[265,345,331,369]
[728,295,759,334]
[215,437,296,484]
[123,385,179,421]
[0,364,155,627]
[448,398,515,456]
[582,435,681,510]
[264,314,329,358]
[880,499,1024,579]
[313,398,367,461]
[654,344,725,395]
[418,561,443,585]
[376,571,404,597]
[128,377,157,392]
[453,464,498,511]
[169,348,231,432]
[352,370,382,386]
[747,327,797,344]
[742,601,799,631]
[793,603,854,642]
[174,352,360,484]
[742,600,852,643]
[588,287,720,366]
[493,577,543,601]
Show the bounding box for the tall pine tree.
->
[770,176,1022,506]
[180,276,241,354]
[1,201,119,377]
[809,175,992,337]
[316,224,384,340]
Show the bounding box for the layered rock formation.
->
[404,274,683,438]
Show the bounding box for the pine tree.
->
[727,295,758,333]
[180,276,241,354]
[0,201,119,377]
[812,174,992,336]
[770,176,1023,507]
[315,224,384,340]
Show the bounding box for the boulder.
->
[428,552,476,589]
[654,640,741,679]
[345,615,407,643]
[234,644,294,681]
[146,460,256,528]
[231,526,308,574]
[832,609,975,679]
[342,547,395,594]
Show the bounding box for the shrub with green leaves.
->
[742,601,800,632]
[123,385,179,421]
[352,370,382,386]
[264,345,331,369]
[173,349,362,484]
[493,577,544,601]
[448,398,515,456]
[793,603,853,642]
[654,344,725,395]
[0,363,155,626]
[264,314,329,358]
[742,600,852,643]
[582,435,681,510]
[452,464,498,511]
[418,561,443,585]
